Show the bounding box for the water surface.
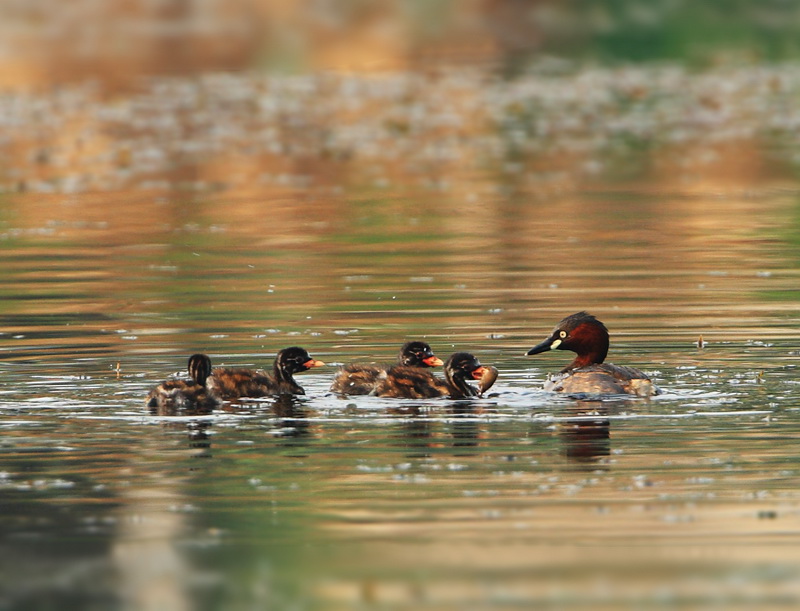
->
[1,181,799,609]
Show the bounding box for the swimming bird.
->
[526,312,659,396]
[207,347,325,400]
[146,353,220,411]
[372,352,497,399]
[330,341,443,395]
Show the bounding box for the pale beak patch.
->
[550,339,562,350]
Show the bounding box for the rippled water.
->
[1,185,799,609]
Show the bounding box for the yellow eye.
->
[559,330,567,339]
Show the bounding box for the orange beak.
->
[304,359,325,368]
[471,366,488,380]
[423,355,444,367]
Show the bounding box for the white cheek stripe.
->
[550,339,562,350]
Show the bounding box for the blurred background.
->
[3,0,800,196]
[5,0,800,84]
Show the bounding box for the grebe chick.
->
[146,353,220,412]
[373,352,497,399]
[207,347,325,400]
[330,341,443,395]
[526,312,659,396]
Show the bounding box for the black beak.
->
[526,334,558,356]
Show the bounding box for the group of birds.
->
[146,312,660,411]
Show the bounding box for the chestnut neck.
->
[563,352,604,372]
[561,323,609,372]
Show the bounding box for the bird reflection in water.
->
[391,408,434,459]
[449,400,486,451]
[387,397,491,457]
[147,401,214,455]
[269,394,315,443]
[557,401,611,467]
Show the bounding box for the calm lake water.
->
[1,176,798,609]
